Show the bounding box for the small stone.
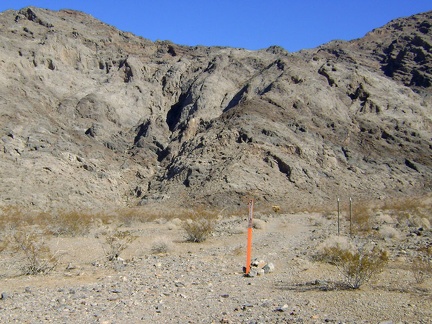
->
[242,303,254,310]
[245,268,258,277]
[1,292,8,300]
[251,259,266,268]
[107,296,119,301]
[275,304,289,312]
[66,263,76,270]
[263,262,275,274]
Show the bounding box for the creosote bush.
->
[181,207,218,243]
[8,230,59,275]
[102,229,136,262]
[318,238,388,289]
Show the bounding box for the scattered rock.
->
[263,262,275,274]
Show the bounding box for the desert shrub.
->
[8,230,59,275]
[183,218,215,243]
[378,225,400,240]
[411,257,431,284]
[314,235,355,262]
[318,239,388,289]
[182,207,217,243]
[151,236,173,254]
[410,245,432,284]
[102,229,136,262]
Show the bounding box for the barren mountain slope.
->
[0,7,431,211]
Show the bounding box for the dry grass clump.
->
[44,210,97,237]
[181,207,218,243]
[378,225,401,240]
[0,206,114,237]
[116,207,149,226]
[0,206,36,231]
[350,204,373,234]
[116,206,191,226]
[166,218,182,230]
[151,236,173,254]
[316,237,388,289]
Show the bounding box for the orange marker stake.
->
[245,199,254,275]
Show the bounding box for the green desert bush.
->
[317,237,388,289]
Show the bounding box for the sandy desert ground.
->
[0,202,431,323]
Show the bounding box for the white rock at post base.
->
[263,263,275,274]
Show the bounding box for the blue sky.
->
[1,1,431,52]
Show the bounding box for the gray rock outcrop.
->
[0,7,431,211]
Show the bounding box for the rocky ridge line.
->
[0,7,431,211]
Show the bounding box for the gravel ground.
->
[0,211,431,323]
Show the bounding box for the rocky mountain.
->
[0,7,431,211]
